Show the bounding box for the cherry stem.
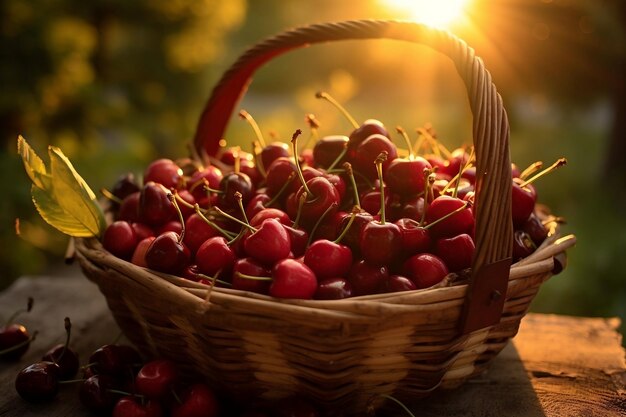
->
[343,162,361,208]
[234,192,250,226]
[453,147,475,199]
[108,388,144,398]
[6,297,34,326]
[419,169,433,227]
[239,109,266,148]
[167,194,186,243]
[518,158,567,188]
[175,192,200,213]
[375,152,388,224]
[58,378,87,384]
[197,272,232,287]
[171,388,183,405]
[100,188,123,205]
[307,202,338,247]
[519,161,543,180]
[57,317,71,364]
[423,201,469,230]
[326,143,348,172]
[214,207,257,233]
[266,173,296,207]
[194,205,237,239]
[0,330,38,356]
[235,272,273,282]
[334,207,359,244]
[396,126,414,159]
[302,113,320,150]
[233,147,241,174]
[292,192,308,229]
[379,394,417,417]
[315,91,359,129]
[290,129,313,197]
[252,141,268,178]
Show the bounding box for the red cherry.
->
[351,134,398,179]
[270,259,317,299]
[337,211,373,255]
[282,225,309,258]
[171,383,219,417]
[41,344,79,380]
[139,182,175,226]
[136,359,178,398]
[103,221,138,260]
[131,222,154,241]
[175,190,196,219]
[348,119,390,158]
[384,275,417,293]
[232,258,272,294]
[182,213,220,254]
[250,208,291,227]
[435,233,475,272]
[0,324,31,361]
[359,221,402,266]
[15,361,60,403]
[144,158,183,190]
[511,179,537,228]
[188,166,223,201]
[80,374,121,412]
[145,231,190,274]
[424,195,474,239]
[265,157,297,197]
[244,219,292,265]
[155,220,183,236]
[314,277,353,300]
[304,240,353,280]
[348,260,389,296]
[196,236,236,277]
[439,148,470,177]
[219,172,255,210]
[523,212,548,246]
[260,142,290,172]
[513,230,536,262]
[131,237,156,268]
[292,177,340,226]
[403,253,449,289]
[88,344,140,377]
[113,396,163,417]
[385,156,432,196]
[394,218,431,258]
[118,192,140,223]
[245,193,272,219]
[313,135,348,169]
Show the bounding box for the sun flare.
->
[381,0,471,29]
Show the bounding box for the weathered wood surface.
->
[0,266,625,416]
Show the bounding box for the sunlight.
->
[380,0,471,29]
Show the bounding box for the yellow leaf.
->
[48,146,106,237]
[17,135,52,190]
[31,185,97,237]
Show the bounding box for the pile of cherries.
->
[101,93,565,300]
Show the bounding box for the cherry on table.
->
[15,361,60,403]
[41,317,79,380]
[80,373,122,412]
[171,383,219,417]
[113,396,164,417]
[0,297,34,361]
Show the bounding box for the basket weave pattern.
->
[75,20,576,413]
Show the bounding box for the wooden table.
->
[1,266,625,416]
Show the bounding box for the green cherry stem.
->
[252,141,268,178]
[6,297,33,326]
[194,205,237,239]
[419,169,433,227]
[239,109,266,148]
[519,161,544,181]
[375,151,388,224]
[315,91,359,129]
[453,147,475,199]
[423,201,470,230]
[100,188,123,205]
[518,158,567,188]
[266,172,296,207]
[292,192,308,230]
[343,162,361,208]
[290,129,313,197]
[167,194,186,243]
[196,273,232,288]
[396,126,415,159]
[0,330,38,356]
[334,207,359,244]
[325,142,348,172]
[213,207,257,233]
[307,202,339,247]
[234,192,250,226]
[234,272,273,282]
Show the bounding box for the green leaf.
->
[31,185,98,238]
[17,135,51,190]
[48,146,106,237]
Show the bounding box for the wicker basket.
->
[75,20,576,414]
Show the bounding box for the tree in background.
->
[0,0,245,287]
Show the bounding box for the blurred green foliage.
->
[2,0,624,335]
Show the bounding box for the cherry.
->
[131,237,156,268]
[384,275,417,293]
[359,188,391,217]
[80,373,121,412]
[348,260,389,296]
[260,142,290,173]
[145,231,190,274]
[132,222,155,241]
[103,221,138,260]
[282,225,309,258]
[41,317,79,380]
[424,195,474,239]
[175,190,197,219]
[182,213,220,254]
[143,158,183,190]
[111,173,141,201]
[403,253,449,289]
[136,359,178,398]
[171,383,219,417]
[250,208,291,227]
[351,134,398,180]
[88,344,141,377]
[118,191,141,223]
[304,240,352,281]
[348,119,390,157]
[265,157,298,197]
[435,233,475,272]
[232,257,272,294]
[196,236,236,277]
[360,152,402,266]
[394,218,431,258]
[15,361,60,403]
[313,135,348,169]
[187,166,223,201]
[314,277,353,300]
[139,182,175,226]
[155,220,183,236]
[270,259,317,299]
[113,396,164,417]
[513,230,536,262]
[219,172,254,210]
[244,218,292,265]
[0,297,34,361]
[384,126,432,196]
[523,212,549,246]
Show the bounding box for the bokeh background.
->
[2,0,625,333]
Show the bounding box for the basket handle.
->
[193,20,513,333]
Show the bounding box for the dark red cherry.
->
[245,193,272,219]
[338,211,373,254]
[359,221,402,266]
[395,218,431,258]
[424,195,474,239]
[196,237,236,277]
[265,157,297,197]
[314,277,353,300]
[511,179,537,228]
[88,344,140,377]
[313,135,348,169]
[348,119,390,158]
[171,383,219,417]
[513,230,536,261]
[144,158,183,190]
[187,166,223,201]
[244,219,291,265]
[42,344,79,380]
[270,259,317,299]
[102,221,138,260]
[15,361,60,403]
[80,374,121,412]
[385,156,432,196]
[304,240,353,280]
[348,260,389,296]
[139,182,175,226]
[435,233,475,272]
[232,258,272,294]
[282,225,309,258]
[136,359,178,398]
[182,213,220,254]
[384,275,417,293]
[219,172,254,210]
[250,208,291,227]
[351,134,398,180]
[440,148,470,177]
[0,324,30,361]
[145,231,190,274]
[403,253,449,289]
[292,177,340,226]
[523,212,548,246]
[113,396,164,417]
[131,237,155,267]
[118,191,141,223]
[111,173,140,201]
[260,142,290,172]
